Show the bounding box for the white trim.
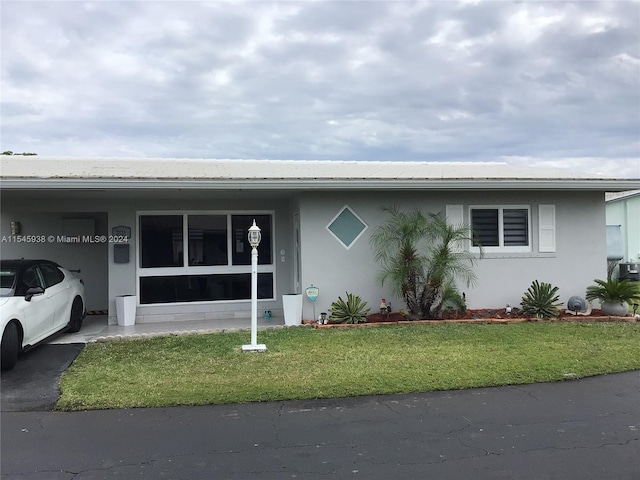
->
[469,205,532,254]
[3,178,638,191]
[538,205,556,253]
[325,205,369,250]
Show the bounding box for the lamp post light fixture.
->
[242,220,267,352]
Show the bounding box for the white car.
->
[1,259,86,370]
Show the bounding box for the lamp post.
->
[242,219,266,352]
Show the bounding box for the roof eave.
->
[1,178,639,191]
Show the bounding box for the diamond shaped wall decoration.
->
[327,206,367,249]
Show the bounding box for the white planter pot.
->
[116,295,137,326]
[282,294,303,326]
[601,301,628,317]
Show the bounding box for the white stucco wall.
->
[298,190,607,314]
[1,187,609,323]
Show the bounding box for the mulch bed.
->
[311,308,638,329]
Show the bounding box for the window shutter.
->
[538,205,556,253]
[446,205,464,226]
[446,205,465,252]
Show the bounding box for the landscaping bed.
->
[313,308,638,328]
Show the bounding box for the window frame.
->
[326,205,368,250]
[136,210,276,305]
[469,205,532,253]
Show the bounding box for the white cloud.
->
[0,1,638,177]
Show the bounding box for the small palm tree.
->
[370,206,480,319]
[586,278,640,305]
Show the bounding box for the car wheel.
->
[1,322,19,371]
[67,297,84,333]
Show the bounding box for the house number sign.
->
[112,225,131,240]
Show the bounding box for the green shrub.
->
[520,280,562,319]
[585,278,640,305]
[329,292,370,324]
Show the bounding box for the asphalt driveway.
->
[1,343,84,412]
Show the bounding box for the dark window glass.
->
[503,209,529,246]
[17,265,43,295]
[140,215,183,267]
[471,209,499,247]
[188,215,228,266]
[0,269,17,292]
[140,273,274,304]
[231,215,272,265]
[39,263,64,288]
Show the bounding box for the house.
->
[1,156,639,325]
[606,189,640,280]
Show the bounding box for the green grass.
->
[57,322,640,411]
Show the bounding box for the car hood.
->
[0,297,11,307]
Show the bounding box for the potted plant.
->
[585,278,640,316]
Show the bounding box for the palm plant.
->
[370,206,479,319]
[520,280,562,319]
[586,278,640,306]
[329,292,370,324]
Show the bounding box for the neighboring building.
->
[1,157,639,325]
[606,189,640,279]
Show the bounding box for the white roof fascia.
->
[2,178,639,191]
[605,189,640,202]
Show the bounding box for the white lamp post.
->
[242,219,267,352]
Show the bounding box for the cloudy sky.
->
[1,1,639,177]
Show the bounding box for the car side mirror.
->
[25,286,44,301]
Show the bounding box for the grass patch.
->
[57,322,640,411]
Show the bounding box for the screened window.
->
[470,206,530,252]
[138,212,274,304]
[140,215,183,268]
[188,215,227,266]
[140,273,273,304]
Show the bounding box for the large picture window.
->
[138,212,274,304]
[470,206,531,252]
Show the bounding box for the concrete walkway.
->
[48,314,288,344]
[2,371,638,479]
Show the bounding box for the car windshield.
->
[0,268,17,297]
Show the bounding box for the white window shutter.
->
[446,205,465,252]
[538,205,556,253]
[446,205,464,226]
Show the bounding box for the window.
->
[140,273,274,304]
[188,215,227,266]
[327,206,368,249]
[138,212,274,304]
[470,206,531,252]
[38,263,64,288]
[17,266,43,296]
[140,215,183,268]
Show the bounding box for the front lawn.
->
[57,322,640,411]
